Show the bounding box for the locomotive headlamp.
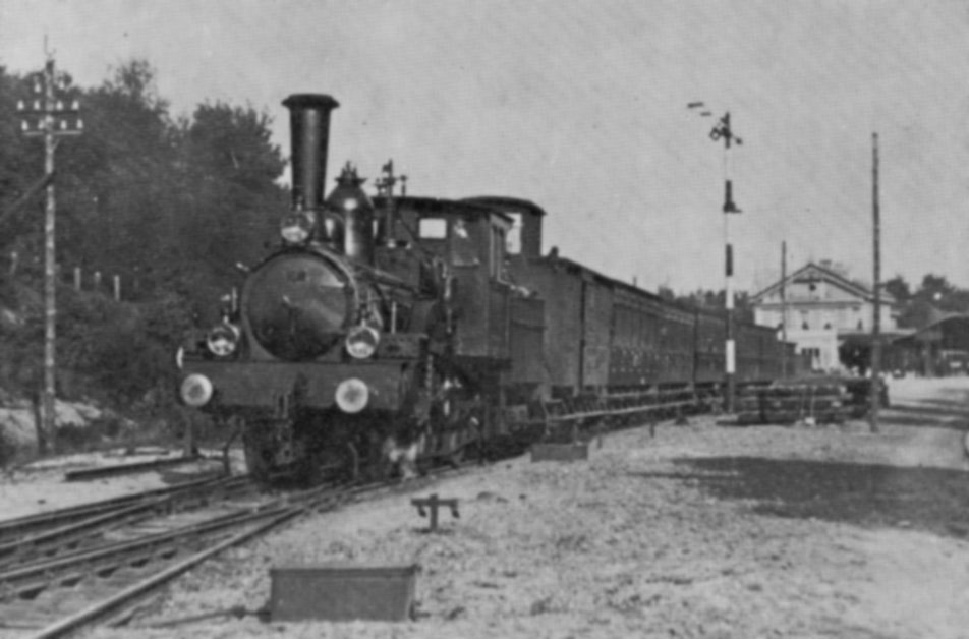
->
[180,374,214,408]
[206,323,241,357]
[335,377,369,413]
[345,325,380,359]
[280,210,316,244]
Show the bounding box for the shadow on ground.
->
[648,457,969,539]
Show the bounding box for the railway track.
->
[0,386,759,639]
[0,474,252,561]
[0,472,278,636]
[0,461,475,638]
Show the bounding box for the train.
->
[175,93,794,482]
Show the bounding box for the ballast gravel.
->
[66,379,969,638]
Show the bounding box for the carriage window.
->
[419,218,447,239]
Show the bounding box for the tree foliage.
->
[891,274,969,329]
[0,58,286,408]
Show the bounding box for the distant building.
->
[889,315,969,376]
[749,260,901,371]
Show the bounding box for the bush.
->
[0,282,196,438]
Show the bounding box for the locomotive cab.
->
[376,196,520,362]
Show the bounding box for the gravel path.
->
[46,378,969,637]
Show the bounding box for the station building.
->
[749,260,903,372]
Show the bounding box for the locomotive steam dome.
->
[244,252,351,360]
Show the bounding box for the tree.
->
[914,274,956,304]
[0,57,290,407]
[173,101,287,317]
[55,59,179,295]
[884,275,911,304]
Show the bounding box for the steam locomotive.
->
[176,93,790,482]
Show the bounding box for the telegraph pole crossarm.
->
[16,54,82,454]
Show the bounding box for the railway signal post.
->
[17,54,82,453]
[700,108,743,413]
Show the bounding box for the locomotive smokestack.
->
[282,94,340,212]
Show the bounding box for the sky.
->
[2,0,969,295]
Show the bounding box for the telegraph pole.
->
[16,54,82,453]
[869,133,881,433]
[781,240,788,379]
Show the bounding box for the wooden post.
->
[781,240,788,379]
[869,133,881,433]
[32,391,47,456]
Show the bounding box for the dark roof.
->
[461,196,547,217]
[893,314,969,344]
[374,195,513,223]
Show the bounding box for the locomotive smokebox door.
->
[270,564,419,622]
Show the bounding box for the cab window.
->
[451,218,479,267]
[505,213,523,254]
[418,218,447,239]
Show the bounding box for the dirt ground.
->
[10,377,969,639]
[0,449,234,520]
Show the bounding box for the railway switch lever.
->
[411,493,459,532]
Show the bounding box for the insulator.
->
[76,119,83,130]
[16,100,23,112]
[33,101,40,110]
[20,121,27,132]
[33,81,41,94]
[56,101,63,110]
[59,120,67,130]
[71,100,79,110]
